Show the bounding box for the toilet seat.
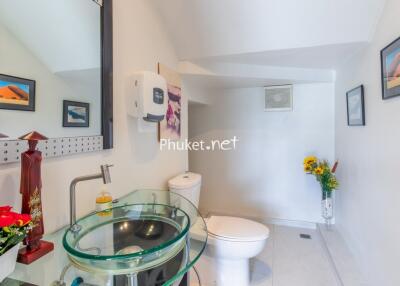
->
[206,216,269,242]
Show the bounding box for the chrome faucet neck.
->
[69,164,113,232]
[101,164,113,184]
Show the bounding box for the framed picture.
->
[264,85,293,112]
[63,100,90,127]
[0,74,35,111]
[381,36,400,99]
[346,85,365,126]
[158,63,182,141]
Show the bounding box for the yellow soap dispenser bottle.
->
[96,187,113,216]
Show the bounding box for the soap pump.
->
[96,187,113,216]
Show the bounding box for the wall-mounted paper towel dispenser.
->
[127,71,167,122]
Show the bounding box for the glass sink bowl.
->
[63,189,208,285]
[63,203,190,275]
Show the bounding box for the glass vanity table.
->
[8,190,207,286]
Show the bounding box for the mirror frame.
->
[101,0,113,149]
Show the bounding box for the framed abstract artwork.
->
[63,100,90,127]
[346,85,365,126]
[0,74,35,111]
[157,63,182,141]
[381,37,400,99]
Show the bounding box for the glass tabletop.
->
[0,278,38,286]
[9,189,207,286]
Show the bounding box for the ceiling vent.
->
[264,85,293,112]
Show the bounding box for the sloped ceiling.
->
[151,0,386,88]
[152,0,386,64]
[0,0,100,73]
[194,43,370,70]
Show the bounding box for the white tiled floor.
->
[319,224,367,286]
[192,224,341,286]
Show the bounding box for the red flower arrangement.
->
[0,206,31,255]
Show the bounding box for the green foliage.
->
[0,225,29,255]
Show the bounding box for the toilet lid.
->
[168,172,201,189]
[207,216,269,242]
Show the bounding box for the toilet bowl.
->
[168,173,270,286]
[196,215,269,286]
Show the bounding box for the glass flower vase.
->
[321,190,334,226]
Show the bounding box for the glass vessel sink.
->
[63,204,190,275]
[62,189,208,285]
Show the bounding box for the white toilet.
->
[169,173,270,286]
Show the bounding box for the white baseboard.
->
[261,217,317,229]
[202,210,317,229]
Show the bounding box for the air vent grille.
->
[300,234,312,239]
[265,85,293,111]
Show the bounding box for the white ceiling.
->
[150,0,385,88]
[194,42,370,70]
[179,61,334,88]
[183,75,308,90]
[0,0,387,87]
[0,0,100,73]
[152,0,386,88]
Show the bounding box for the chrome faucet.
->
[69,164,113,232]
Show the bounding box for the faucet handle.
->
[101,164,113,184]
[101,164,114,170]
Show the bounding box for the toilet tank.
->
[168,172,202,208]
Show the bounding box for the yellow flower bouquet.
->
[303,156,339,199]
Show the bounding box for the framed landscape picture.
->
[381,37,400,99]
[63,100,90,127]
[0,74,35,111]
[346,85,365,126]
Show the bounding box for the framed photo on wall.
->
[0,74,35,111]
[158,63,182,141]
[346,85,365,126]
[381,36,400,99]
[63,100,90,127]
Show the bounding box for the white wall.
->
[0,0,188,233]
[0,24,101,138]
[335,0,400,284]
[189,83,334,223]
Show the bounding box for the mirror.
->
[0,0,113,149]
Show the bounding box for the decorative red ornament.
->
[17,131,54,264]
